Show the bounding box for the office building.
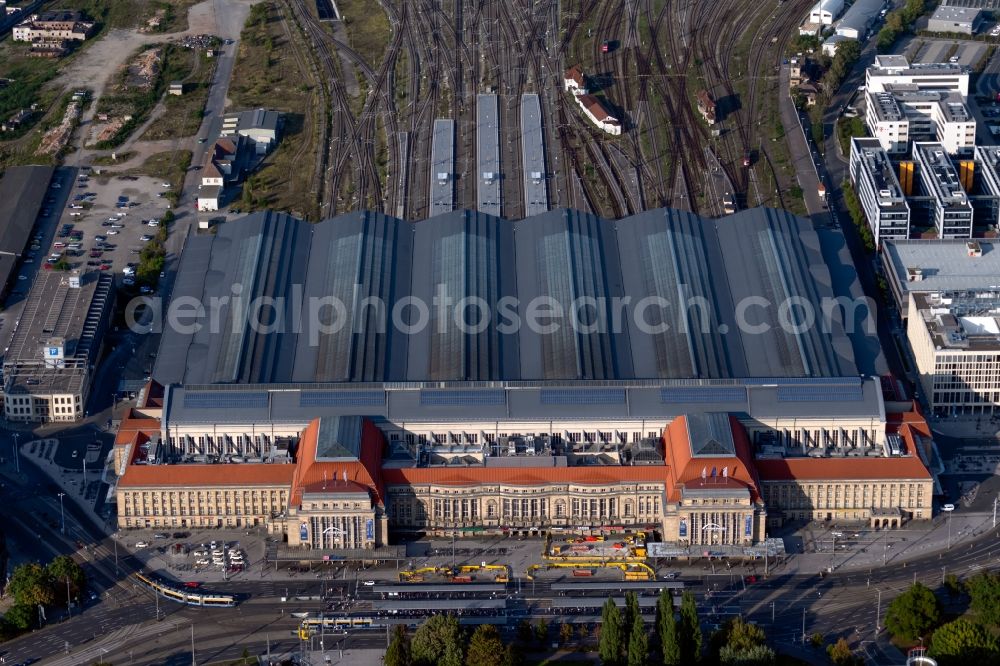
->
[849,138,911,243]
[866,56,970,96]
[3,271,114,422]
[907,285,1000,415]
[883,238,1000,318]
[912,142,974,238]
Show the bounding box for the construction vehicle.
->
[398,566,453,583]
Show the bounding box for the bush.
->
[841,179,876,252]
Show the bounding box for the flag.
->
[701,466,707,480]
[723,467,729,478]
[711,466,717,477]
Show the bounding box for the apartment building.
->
[849,138,911,243]
[912,142,974,238]
[866,87,975,155]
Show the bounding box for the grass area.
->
[228,1,322,220]
[92,150,136,165]
[337,0,391,68]
[147,0,201,33]
[94,43,194,148]
[0,45,61,133]
[142,50,215,140]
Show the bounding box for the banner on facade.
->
[744,515,753,537]
[299,522,308,542]
[366,518,374,541]
[679,518,688,538]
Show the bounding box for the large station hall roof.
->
[154,208,864,385]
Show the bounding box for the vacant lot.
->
[228,1,322,219]
[93,43,194,148]
[141,50,215,140]
[337,0,390,69]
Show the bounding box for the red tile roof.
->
[117,462,297,488]
[662,415,763,503]
[565,65,585,86]
[289,418,386,506]
[578,94,618,123]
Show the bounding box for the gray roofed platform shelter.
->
[429,119,455,217]
[0,165,54,296]
[153,206,875,389]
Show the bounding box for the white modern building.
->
[866,86,976,155]
[808,0,844,24]
[908,287,1000,415]
[866,56,970,96]
[912,142,974,238]
[849,138,911,243]
[975,145,1000,232]
[220,109,281,155]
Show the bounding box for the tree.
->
[884,582,941,642]
[966,573,1000,627]
[2,603,36,631]
[827,637,863,666]
[624,591,640,636]
[7,563,55,607]
[48,555,86,603]
[466,625,506,666]
[658,590,681,666]
[944,573,963,598]
[600,598,625,666]
[560,622,574,645]
[411,614,463,666]
[711,618,771,665]
[385,625,412,666]
[534,618,548,644]
[516,619,533,644]
[679,591,702,663]
[500,644,524,666]
[928,619,1000,666]
[628,615,649,666]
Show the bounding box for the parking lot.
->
[906,38,987,68]
[44,170,173,291]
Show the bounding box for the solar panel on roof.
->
[776,386,864,402]
[659,387,746,403]
[540,389,626,405]
[299,391,385,407]
[183,392,269,409]
[420,390,506,406]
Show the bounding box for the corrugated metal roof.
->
[153,207,863,387]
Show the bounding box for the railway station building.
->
[112,208,934,550]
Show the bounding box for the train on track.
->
[133,572,237,607]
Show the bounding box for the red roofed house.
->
[564,65,587,95]
[574,93,622,135]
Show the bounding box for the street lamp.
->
[58,492,66,534]
[875,589,882,636]
[12,432,20,474]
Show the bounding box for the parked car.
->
[135,541,149,549]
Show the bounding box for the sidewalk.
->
[777,64,828,216]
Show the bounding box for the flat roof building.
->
[927,5,982,34]
[974,145,1000,231]
[220,108,281,154]
[849,138,911,243]
[912,142,974,238]
[882,238,1000,318]
[866,56,970,96]
[3,270,113,422]
[866,87,976,155]
[908,288,1000,414]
